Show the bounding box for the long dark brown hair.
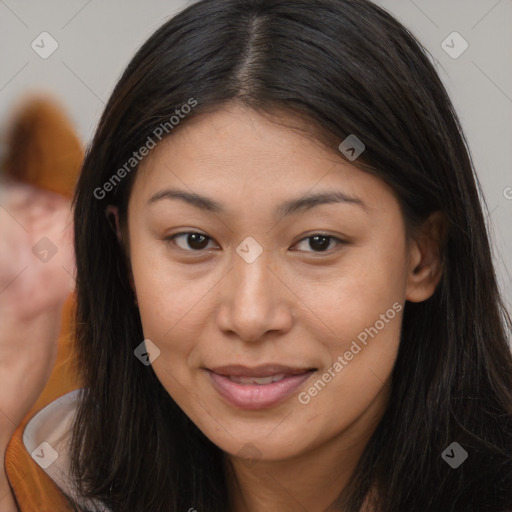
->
[70,0,512,510]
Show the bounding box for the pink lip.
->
[209,364,313,377]
[206,367,315,410]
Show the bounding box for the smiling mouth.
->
[205,365,316,409]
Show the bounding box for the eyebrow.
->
[147,188,367,219]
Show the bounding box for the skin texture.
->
[115,103,443,512]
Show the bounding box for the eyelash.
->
[166,231,346,255]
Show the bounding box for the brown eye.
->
[168,232,215,251]
[293,234,345,253]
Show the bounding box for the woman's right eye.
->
[166,232,217,252]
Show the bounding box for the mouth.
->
[205,364,316,410]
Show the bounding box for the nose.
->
[216,247,293,342]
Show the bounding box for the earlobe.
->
[405,211,447,303]
[106,205,122,241]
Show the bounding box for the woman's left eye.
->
[166,232,345,254]
[293,234,345,253]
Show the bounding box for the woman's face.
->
[125,103,427,463]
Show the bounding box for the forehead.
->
[138,105,336,174]
[129,103,397,214]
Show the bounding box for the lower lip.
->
[206,370,314,410]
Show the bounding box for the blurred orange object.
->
[3,95,83,198]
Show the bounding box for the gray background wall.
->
[0,0,511,312]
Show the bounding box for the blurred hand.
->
[0,181,75,321]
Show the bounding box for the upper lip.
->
[208,364,315,377]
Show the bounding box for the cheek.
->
[133,264,207,410]
[129,235,221,398]
[134,268,207,364]
[129,227,198,332]
[128,236,190,355]
[313,227,406,387]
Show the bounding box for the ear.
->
[106,205,122,241]
[405,211,447,303]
